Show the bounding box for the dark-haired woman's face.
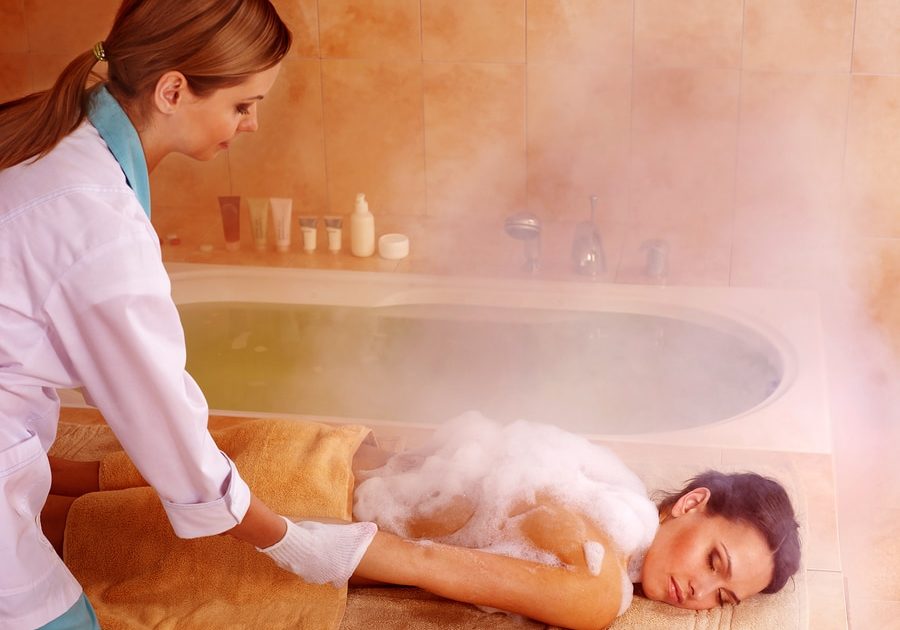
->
[640,489,774,610]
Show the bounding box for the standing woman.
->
[0,2,376,628]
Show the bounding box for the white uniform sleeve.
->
[42,234,251,539]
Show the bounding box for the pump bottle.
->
[350,193,375,257]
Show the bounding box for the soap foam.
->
[353,411,659,600]
[582,541,605,576]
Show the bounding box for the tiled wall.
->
[3,0,899,293]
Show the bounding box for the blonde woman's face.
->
[174,63,281,161]
[640,489,775,610]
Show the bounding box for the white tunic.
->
[0,122,251,629]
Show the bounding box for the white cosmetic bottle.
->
[350,193,375,257]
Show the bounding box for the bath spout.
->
[572,195,605,277]
[505,212,541,273]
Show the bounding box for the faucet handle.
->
[641,239,669,280]
[505,212,541,273]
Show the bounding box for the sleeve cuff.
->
[160,452,251,539]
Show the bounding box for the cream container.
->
[378,233,409,260]
[324,216,342,253]
[298,216,317,252]
[270,197,293,253]
[247,197,269,252]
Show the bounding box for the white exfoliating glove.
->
[258,517,377,587]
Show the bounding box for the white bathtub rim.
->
[165,263,830,453]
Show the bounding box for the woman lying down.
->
[46,412,801,630]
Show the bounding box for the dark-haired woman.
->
[0,2,375,628]
[348,416,801,630]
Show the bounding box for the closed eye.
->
[707,550,718,572]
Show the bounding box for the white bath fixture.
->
[160,264,830,453]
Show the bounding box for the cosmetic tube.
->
[324,216,342,253]
[298,216,317,252]
[218,196,241,251]
[270,197,293,253]
[247,197,269,252]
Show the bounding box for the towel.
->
[341,580,802,630]
[51,413,807,630]
[54,414,371,630]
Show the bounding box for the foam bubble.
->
[354,411,659,582]
[583,541,605,576]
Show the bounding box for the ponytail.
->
[0,51,103,169]
[0,0,291,172]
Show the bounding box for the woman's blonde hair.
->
[0,0,291,170]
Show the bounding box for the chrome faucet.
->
[642,239,669,281]
[505,212,541,272]
[572,195,605,276]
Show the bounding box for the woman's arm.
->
[354,531,623,630]
[226,494,287,548]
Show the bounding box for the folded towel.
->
[57,415,371,630]
[342,579,802,630]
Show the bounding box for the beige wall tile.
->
[272,0,319,58]
[149,152,231,220]
[152,202,220,254]
[630,67,740,199]
[27,53,73,91]
[743,0,855,72]
[843,506,900,601]
[0,53,29,101]
[843,76,900,238]
[731,72,848,288]
[622,67,739,285]
[423,62,525,223]
[422,0,525,63]
[526,63,631,224]
[849,600,900,630]
[858,239,900,355]
[321,59,425,217]
[853,0,900,75]
[319,0,421,61]
[527,0,633,65]
[0,0,28,53]
[229,58,328,216]
[806,571,848,630]
[23,0,118,60]
[394,216,520,277]
[634,0,743,69]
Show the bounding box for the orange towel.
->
[59,416,371,630]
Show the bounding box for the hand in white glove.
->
[258,517,377,587]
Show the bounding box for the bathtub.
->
[158,262,830,454]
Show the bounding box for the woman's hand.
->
[257,517,377,587]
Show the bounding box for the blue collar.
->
[87,86,151,218]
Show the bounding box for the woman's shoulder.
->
[1,122,133,209]
[0,122,158,298]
